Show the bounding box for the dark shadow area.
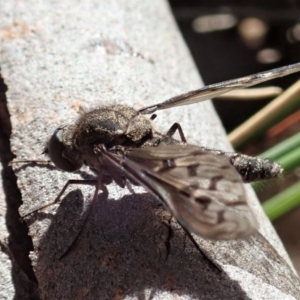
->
[27,189,252,300]
[170,0,300,132]
[17,169,300,298]
[24,189,87,261]
[0,73,40,298]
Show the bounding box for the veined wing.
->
[101,145,258,240]
[139,62,300,114]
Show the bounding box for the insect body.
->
[38,63,300,241]
[45,104,259,240]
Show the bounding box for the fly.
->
[22,62,300,243]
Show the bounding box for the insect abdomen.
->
[202,148,283,182]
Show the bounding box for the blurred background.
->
[169,0,300,274]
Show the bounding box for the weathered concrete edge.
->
[0,0,299,299]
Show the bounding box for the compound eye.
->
[47,128,82,172]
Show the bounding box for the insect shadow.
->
[32,189,252,300]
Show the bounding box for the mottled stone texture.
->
[0,0,299,299]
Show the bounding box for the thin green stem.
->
[263,181,300,221]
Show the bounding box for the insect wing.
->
[139,62,300,114]
[114,145,258,240]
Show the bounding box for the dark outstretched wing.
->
[101,145,258,240]
[139,62,300,114]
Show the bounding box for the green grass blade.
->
[276,147,300,172]
[259,131,300,161]
[263,181,300,221]
[229,80,300,148]
[252,132,300,191]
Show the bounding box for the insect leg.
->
[9,159,51,166]
[179,223,222,272]
[166,123,187,143]
[60,171,105,259]
[21,179,97,219]
[125,180,136,194]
